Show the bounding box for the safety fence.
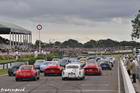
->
[120,60,136,93]
[137,66,140,81]
[0,61,28,69]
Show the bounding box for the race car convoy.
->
[7,56,115,81]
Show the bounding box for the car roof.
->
[11,62,25,67]
[19,65,34,70]
[86,63,98,66]
[44,61,58,63]
[36,59,45,62]
[20,65,33,67]
[13,62,25,64]
[66,63,81,66]
[52,58,60,61]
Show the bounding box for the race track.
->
[0,61,124,93]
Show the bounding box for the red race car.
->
[15,65,40,81]
[44,62,63,76]
[84,59,102,75]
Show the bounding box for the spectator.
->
[130,57,137,83]
[34,50,38,58]
[15,50,19,60]
[125,56,132,76]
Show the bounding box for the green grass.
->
[0,57,32,64]
[0,59,16,64]
[0,69,7,75]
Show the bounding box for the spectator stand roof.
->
[0,22,31,34]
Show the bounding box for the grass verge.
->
[0,69,7,76]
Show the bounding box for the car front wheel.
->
[44,73,47,76]
[8,73,12,76]
[33,77,37,81]
[81,76,85,80]
[37,76,40,80]
[15,78,20,81]
[62,78,66,80]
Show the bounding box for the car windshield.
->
[87,59,97,64]
[67,65,79,69]
[60,60,69,64]
[49,62,58,66]
[86,63,96,66]
[88,56,96,60]
[80,58,87,62]
[42,61,51,65]
[52,58,60,61]
[20,66,32,70]
[69,59,79,63]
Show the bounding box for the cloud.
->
[0,0,140,20]
[0,0,139,43]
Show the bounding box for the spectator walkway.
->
[133,80,140,93]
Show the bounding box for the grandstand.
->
[0,22,32,50]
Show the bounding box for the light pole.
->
[38,29,41,53]
[36,24,42,53]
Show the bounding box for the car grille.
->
[68,72,75,75]
[68,72,76,77]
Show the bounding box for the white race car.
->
[62,63,85,80]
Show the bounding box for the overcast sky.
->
[0,0,140,43]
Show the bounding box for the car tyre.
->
[44,73,47,76]
[81,76,85,80]
[62,78,66,80]
[33,77,37,81]
[15,78,20,81]
[37,76,40,80]
[8,73,12,76]
[99,72,102,76]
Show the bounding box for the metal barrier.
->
[0,62,14,69]
[137,67,140,81]
[0,61,29,69]
[120,60,136,93]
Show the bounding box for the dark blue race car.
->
[100,62,112,70]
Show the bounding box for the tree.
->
[33,39,140,49]
[84,40,97,48]
[62,39,83,48]
[131,10,140,40]
[34,40,44,48]
[97,39,119,47]
[54,41,61,48]
[120,41,140,48]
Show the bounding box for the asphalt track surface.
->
[0,61,124,93]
